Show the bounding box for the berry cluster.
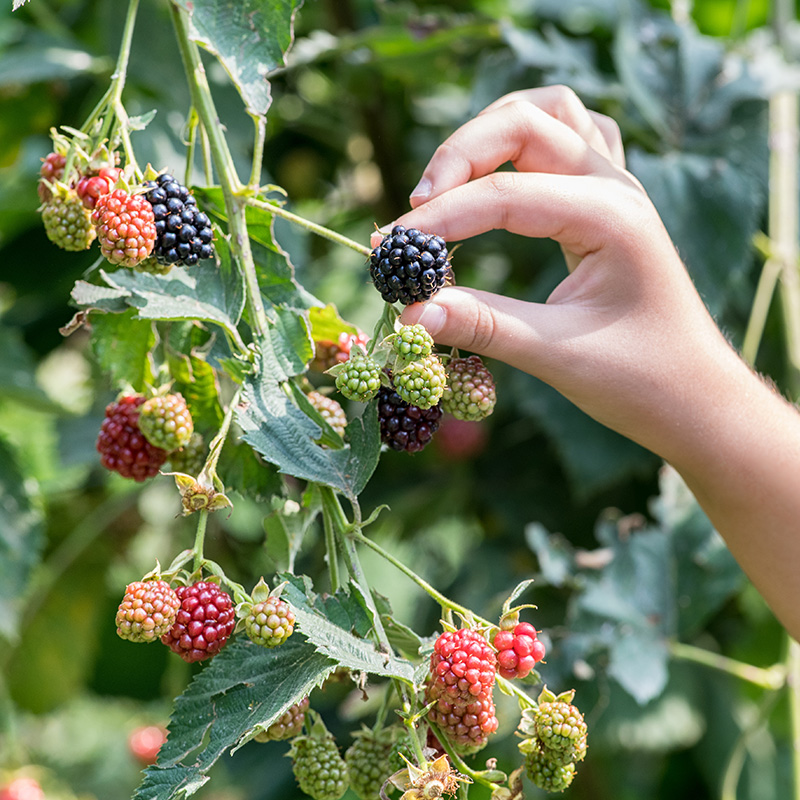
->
[368,225,451,305]
[492,621,546,680]
[288,719,349,800]
[143,173,214,267]
[518,687,588,793]
[96,392,195,482]
[424,628,499,753]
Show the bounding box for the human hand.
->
[377,85,740,464]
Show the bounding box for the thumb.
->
[398,286,560,374]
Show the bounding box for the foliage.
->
[1,1,799,800]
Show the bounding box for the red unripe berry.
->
[92,188,157,267]
[492,621,545,680]
[77,166,121,209]
[38,151,66,202]
[429,628,496,705]
[128,725,168,764]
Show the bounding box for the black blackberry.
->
[144,173,214,267]
[377,383,442,453]
[369,225,451,305]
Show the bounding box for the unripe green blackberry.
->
[344,727,398,800]
[138,393,194,452]
[243,596,295,648]
[392,354,446,410]
[522,745,576,793]
[168,432,206,475]
[115,579,180,643]
[307,391,347,437]
[532,700,587,767]
[333,351,382,402]
[441,355,496,422]
[254,696,310,742]
[391,324,434,361]
[41,185,96,251]
[289,725,349,800]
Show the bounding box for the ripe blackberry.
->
[161,580,235,663]
[91,188,157,267]
[492,621,546,680]
[392,354,447,410]
[522,746,576,793]
[96,394,169,481]
[441,355,496,422]
[144,173,214,267]
[41,185,96,251]
[254,697,310,742]
[138,393,194,452]
[334,350,382,402]
[243,596,296,648]
[344,727,398,800]
[426,693,498,754]
[116,579,181,643]
[369,225,451,305]
[307,390,348,437]
[311,330,369,372]
[377,384,442,453]
[289,726,349,800]
[428,628,496,706]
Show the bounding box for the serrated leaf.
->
[280,573,372,637]
[89,309,156,393]
[0,436,44,643]
[70,280,130,312]
[174,0,304,117]
[236,371,379,500]
[133,638,335,800]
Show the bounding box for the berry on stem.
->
[377,384,442,453]
[92,188,157,267]
[392,354,447,410]
[243,595,296,648]
[344,727,398,800]
[138,393,194,452]
[306,390,348,438]
[332,350,382,403]
[288,714,349,800]
[312,330,370,372]
[492,621,546,680]
[254,697,310,742]
[161,581,235,663]
[116,579,181,643]
[427,628,496,706]
[96,394,169,481]
[441,355,496,422]
[41,184,96,251]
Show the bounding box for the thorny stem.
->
[669,641,787,690]
[169,4,270,340]
[247,197,372,257]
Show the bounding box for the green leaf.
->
[607,627,669,706]
[133,638,336,800]
[236,371,380,500]
[0,323,54,409]
[217,440,283,503]
[174,0,304,117]
[0,435,44,643]
[308,303,359,343]
[89,309,156,393]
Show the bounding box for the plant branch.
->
[670,641,787,690]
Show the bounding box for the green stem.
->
[192,510,209,573]
[742,248,782,366]
[169,4,270,340]
[321,496,342,592]
[247,197,372,257]
[427,722,500,792]
[350,530,491,627]
[670,641,787,690]
[201,385,241,482]
[788,636,800,800]
[248,114,267,190]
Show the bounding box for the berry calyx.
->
[492,621,546,680]
[116,579,181,643]
[377,385,442,453]
[369,225,451,305]
[243,596,296,648]
[91,188,157,267]
[96,394,169,481]
[392,354,447,410]
[254,697,310,742]
[333,350,383,402]
[144,173,214,267]
[441,355,496,422]
[427,628,496,706]
[138,393,194,452]
[41,184,96,251]
[161,581,235,663]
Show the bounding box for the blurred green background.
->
[1,0,799,798]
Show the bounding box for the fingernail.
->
[401,300,445,336]
[410,176,432,202]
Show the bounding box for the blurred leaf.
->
[89,309,156,393]
[134,638,336,800]
[217,440,283,503]
[524,523,576,588]
[308,303,359,343]
[0,43,109,87]
[0,435,44,643]
[0,323,53,409]
[607,627,669,706]
[174,0,304,117]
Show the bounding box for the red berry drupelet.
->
[428,628,497,706]
[97,394,169,481]
[492,621,546,680]
[161,581,235,663]
[38,151,66,202]
[427,693,499,754]
[369,225,451,305]
[377,384,442,453]
[92,188,157,267]
[116,579,181,643]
